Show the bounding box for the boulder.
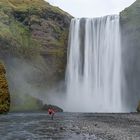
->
[42,104,63,112]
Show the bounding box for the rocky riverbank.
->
[0,113,140,139]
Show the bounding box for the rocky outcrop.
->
[0,61,10,113]
[42,104,63,112]
[120,0,140,110]
[0,0,72,111]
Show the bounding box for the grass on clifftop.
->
[0,0,69,16]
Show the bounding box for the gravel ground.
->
[0,112,140,140]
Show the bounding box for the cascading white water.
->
[65,15,125,112]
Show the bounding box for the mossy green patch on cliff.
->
[120,0,140,29]
[9,20,40,58]
[10,93,43,111]
[0,13,40,59]
[0,61,10,114]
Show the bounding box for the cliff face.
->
[0,62,10,113]
[120,0,140,110]
[0,0,72,111]
[0,0,72,82]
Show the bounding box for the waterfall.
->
[65,15,126,112]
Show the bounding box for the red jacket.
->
[48,109,55,115]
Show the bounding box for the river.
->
[0,112,140,140]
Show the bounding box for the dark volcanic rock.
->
[42,104,63,112]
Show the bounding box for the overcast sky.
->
[46,0,136,18]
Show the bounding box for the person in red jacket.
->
[48,108,55,120]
